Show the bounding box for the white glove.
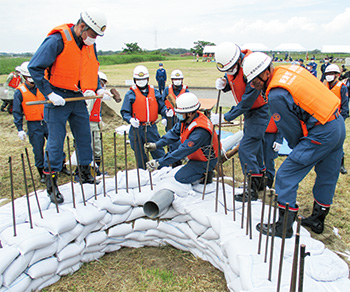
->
[83,90,96,97]
[18,130,26,141]
[272,142,282,152]
[166,108,174,117]
[144,142,157,152]
[97,89,111,100]
[146,159,160,172]
[210,113,225,125]
[215,78,227,90]
[48,92,66,106]
[4,89,8,94]
[162,118,167,127]
[130,117,140,128]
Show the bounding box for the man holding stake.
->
[243,52,345,237]
[28,8,108,203]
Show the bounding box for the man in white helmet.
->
[212,42,269,202]
[28,8,108,204]
[161,69,190,166]
[144,92,218,184]
[12,62,69,188]
[243,52,345,238]
[324,64,349,174]
[2,65,24,113]
[121,65,170,169]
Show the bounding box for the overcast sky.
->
[1,0,349,53]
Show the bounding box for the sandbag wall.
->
[0,166,349,292]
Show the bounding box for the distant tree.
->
[123,43,143,54]
[191,41,215,56]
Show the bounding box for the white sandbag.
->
[96,177,118,195]
[89,196,125,214]
[36,274,61,291]
[0,246,19,275]
[155,176,192,198]
[134,190,154,206]
[29,241,58,266]
[56,255,81,273]
[101,244,121,253]
[200,227,219,240]
[157,221,187,239]
[146,167,172,184]
[26,256,58,279]
[176,223,202,244]
[306,248,349,281]
[104,209,133,229]
[127,207,145,221]
[2,251,33,288]
[188,208,211,227]
[0,273,31,292]
[58,262,82,276]
[192,182,216,194]
[187,219,208,236]
[83,244,107,254]
[62,203,106,226]
[26,274,52,292]
[119,239,145,248]
[158,206,179,219]
[75,222,100,244]
[163,238,190,252]
[108,223,133,238]
[99,212,113,229]
[110,189,135,206]
[85,231,107,247]
[118,169,149,189]
[80,252,105,263]
[56,223,84,252]
[170,214,192,223]
[0,223,56,255]
[56,241,85,262]
[133,218,158,231]
[33,208,77,235]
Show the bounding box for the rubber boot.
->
[60,160,71,176]
[37,167,46,184]
[46,172,64,204]
[256,205,298,238]
[340,156,347,174]
[235,176,260,202]
[200,170,214,184]
[79,165,95,184]
[301,201,330,234]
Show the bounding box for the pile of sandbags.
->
[0,166,349,292]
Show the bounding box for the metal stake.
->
[258,176,268,254]
[268,193,278,281]
[8,157,16,236]
[231,158,236,221]
[21,153,33,228]
[46,151,59,213]
[124,131,129,193]
[74,147,86,206]
[298,244,310,292]
[92,132,97,200]
[66,136,76,208]
[290,216,302,292]
[100,132,106,196]
[133,128,142,192]
[264,190,274,263]
[241,163,247,229]
[114,132,118,194]
[218,107,227,214]
[143,126,153,190]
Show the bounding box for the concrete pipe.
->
[143,189,175,218]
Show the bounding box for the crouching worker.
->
[144,92,218,184]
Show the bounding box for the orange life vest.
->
[131,85,159,123]
[266,65,340,125]
[89,98,102,122]
[8,74,21,88]
[180,112,219,162]
[18,84,45,121]
[47,24,99,92]
[227,49,267,109]
[327,81,345,112]
[165,84,187,109]
[265,116,278,133]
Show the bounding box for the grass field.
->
[0,58,350,291]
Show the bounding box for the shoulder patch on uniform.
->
[272,112,281,122]
[187,141,195,147]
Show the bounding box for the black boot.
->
[78,165,95,184]
[46,172,64,204]
[60,161,71,176]
[235,176,261,202]
[37,167,46,184]
[199,170,214,184]
[301,201,330,234]
[256,206,298,238]
[340,157,347,174]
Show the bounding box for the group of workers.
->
[4,7,348,240]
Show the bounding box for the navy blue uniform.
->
[156,68,167,94]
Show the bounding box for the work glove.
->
[83,90,96,97]
[215,78,227,90]
[146,159,160,172]
[97,88,111,100]
[144,142,157,152]
[162,118,167,127]
[4,89,8,94]
[18,130,26,141]
[210,113,225,125]
[272,142,282,152]
[166,108,174,117]
[130,117,140,128]
[48,92,66,106]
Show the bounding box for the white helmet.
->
[171,69,184,79]
[98,71,108,82]
[19,61,31,77]
[133,65,149,79]
[81,8,107,36]
[215,42,241,72]
[325,64,340,74]
[243,52,272,83]
[175,92,200,113]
